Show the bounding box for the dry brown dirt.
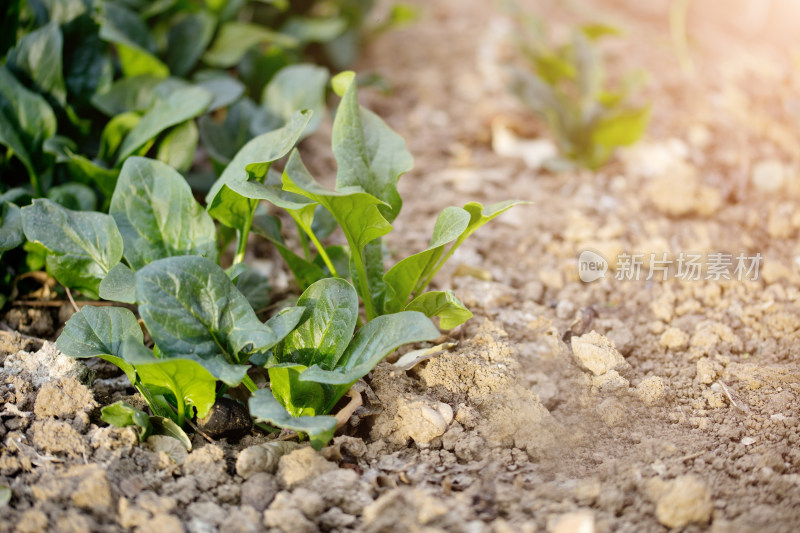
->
[2,0,800,531]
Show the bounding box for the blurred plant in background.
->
[507,9,650,170]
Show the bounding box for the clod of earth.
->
[196,397,252,440]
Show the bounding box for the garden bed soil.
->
[3,0,800,531]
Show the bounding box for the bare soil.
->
[2,0,800,532]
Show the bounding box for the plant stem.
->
[176,398,185,427]
[306,230,339,277]
[351,247,377,321]
[290,214,340,277]
[242,374,257,393]
[414,235,467,295]
[296,220,312,261]
[233,210,255,266]
[233,165,273,265]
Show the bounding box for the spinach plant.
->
[509,14,650,169]
[216,71,524,328]
[20,73,522,448]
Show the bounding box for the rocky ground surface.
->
[3,0,800,531]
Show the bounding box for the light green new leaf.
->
[591,106,650,149]
[116,86,213,165]
[156,120,198,173]
[111,157,217,269]
[281,150,392,252]
[56,306,142,383]
[98,263,136,304]
[331,71,413,223]
[405,290,472,329]
[7,22,67,105]
[203,22,297,68]
[121,338,219,419]
[280,278,358,369]
[99,112,140,164]
[300,311,439,411]
[0,202,23,253]
[462,201,527,242]
[263,64,329,138]
[150,416,192,450]
[248,388,336,450]
[135,256,304,364]
[166,11,216,77]
[268,365,326,416]
[101,401,153,441]
[21,199,123,296]
[206,110,311,230]
[383,206,469,313]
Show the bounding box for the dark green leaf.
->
[101,401,153,441]
[251,212,327,289]
[0,65,57,153]
[0,202,23,253]
[98,263,136,304]
[405,290,472,329]
[0,111,35,178]
[47,183,97,211]
[98,2,169,78]
[197,98,268,166]
[44,137,120,199]
[235,267,272,311]
[280,278,358,369]
[116,86,213,164]
[331,71,412,222]
[135,256,303,364]
[166,11,216,77]
[7,22,67,105]
[21,199,123,295]
[56,306,142,383]
[110,157,218,269]
[248,388,336,450]
[91,76,162,116]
